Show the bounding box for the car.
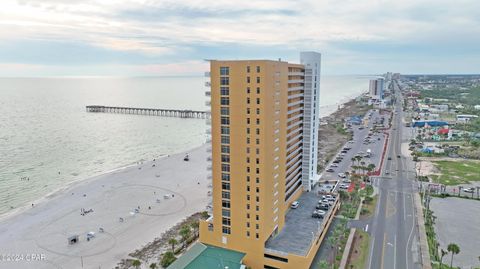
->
[343,179,351,183]
[312,210,326,218]
[291,201,299,209]
[316,204,329,210]
[463,187,475,193]
[332,160,341,164]
[387,157,392,160]
[385,170,390,175]
[339,183,349,189]
[322,195,333,199]
[397,155,401,158]
[338,173,346,178]
[326,168,335,172]
[341,150,348,153]
[331,163,339,167]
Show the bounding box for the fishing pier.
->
[86,105,209,119]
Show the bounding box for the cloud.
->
[0,0,479,76]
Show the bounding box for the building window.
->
[222,226,231,234]
[222,173,230,181]
[256,224,259,229]
[256,138,259,145]
[222,164,230,172]
[221,135,230,144]
[222,191,230,199]
[256,108,260,115]
[246,204,250,210]
[256,187,259,193]
[220,77,229,85]
[220,87,229,95]
[247,127,250,134]
[256,87,260,94]
[222,209,230,217]
[247,194,250,200]
[256,98,260,105]
[221,126,230,135]
[246,147,250,154]
[221,117,230,125]
[256,158,260,164]
[256,118,260,125]
[221,145,230,153]
[256,233,259,239]
[222,200,231,208]
[220,66,229,76]
[246,137,250,144]
[246,157,250,163]
[247,118,250,124]
[256,196,260,202]
[247,97,250,104]
[222,182,230,190]
[247,77,250,83]
[256,215,259,221]
[256,66,260,73]
[256,148,260,154]
[222,217,231,226]
[247,66,250,73]
[256,77,260,83]
[221,107,229,116]
[256,177,260,183]
[247,213,250,219]
[247,108,250,114]
[246,176,250,182]
[247,87,250,94]
[247,167,250,173]
[221,154,230,163]
[221,97,229,105]
[247,185,250,191]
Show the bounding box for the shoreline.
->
[0,146,201,222]
[1,90,367,222]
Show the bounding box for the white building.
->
[369,78,385,100]
[474,105,480,110]
[457,114,479,123]
[300,51,321,190]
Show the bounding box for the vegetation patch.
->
[346,230,370,269]
[431,160,480,185]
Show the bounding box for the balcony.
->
[206,119,211,125]
[288,79,304,84]
[204,71,211,77]
[205,100,211,106]
[207,165,212,171]
[288,71,305,76]
[205,91,211,97]
[205,81,211,87]
[206,147,212,152]
[205,129,211,134]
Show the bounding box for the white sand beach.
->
[0,145,208,269]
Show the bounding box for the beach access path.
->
[0,144,208,269]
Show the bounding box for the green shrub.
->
[161,252,177,268]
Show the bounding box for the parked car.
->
[326,168,335,172]
[312,210,326,218]
[338,173,346,178]
[316,204,329,210]
[343,179,351,183]
[339,183,349,189]
[388,157,392,160]
[332,160,341,164]
[463,187,475,193]
[291,201,299,209]
[331,163,339,167]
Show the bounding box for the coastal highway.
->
[366,81,422,269]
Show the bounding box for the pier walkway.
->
[86,105,209,119]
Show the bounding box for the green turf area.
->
[432,160,480,185]
[346,230,370,269]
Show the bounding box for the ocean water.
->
[0,75,371,215]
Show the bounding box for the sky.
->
[0,0,479,77]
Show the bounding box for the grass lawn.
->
[346,230,370,269]
[431,160,480,185]
[360,195,378,219]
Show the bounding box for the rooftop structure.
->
[167,243,246,269]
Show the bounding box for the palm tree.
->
[439,248,448,268]
[168,238,178,252]
[132,259,141,269]
[179,225,192,248]
[190,220,200,237]
[447,243,460,268]
[149,262,158,269]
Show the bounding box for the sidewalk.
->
[414,193,432,269]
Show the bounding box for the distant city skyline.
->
[0,0,479,77]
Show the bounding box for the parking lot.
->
[430,197,480,269]
[320,109,389,191]
[265,191,338,256]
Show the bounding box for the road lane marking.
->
[365,224,369,232]
[381,233,386,269]
[394,234,397,269]
[405,195,416,269]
